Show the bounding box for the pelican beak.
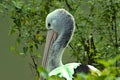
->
[42,30,58,68]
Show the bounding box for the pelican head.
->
[42,9,75,72]
[46,9,75,34]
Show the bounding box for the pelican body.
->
[42,9,101,80]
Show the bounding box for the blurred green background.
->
[0,13,35,80]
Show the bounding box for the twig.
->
[65,0,72,10]
[30,54,40,78]
[110,0,118,67]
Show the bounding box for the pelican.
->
[42,9,101,80]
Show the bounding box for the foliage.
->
[0,0,49,79]
[0,0,120,80]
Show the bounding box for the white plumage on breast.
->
[49,63,80,80]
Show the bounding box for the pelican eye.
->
[48,23,51,27]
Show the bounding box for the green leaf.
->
[12,0,23,9]
[10,46,15,51]
[49,75,66,80]
[23,46,28,54]
[37,66,48,79]
[35,44,38,49]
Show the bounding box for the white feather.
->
[88,65,101,76]
[49,63,80,80]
